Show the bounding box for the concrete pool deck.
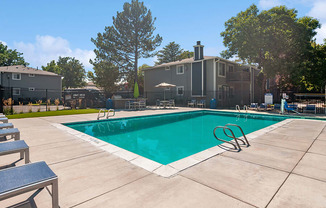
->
[1,108,326,207]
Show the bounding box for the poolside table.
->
[160,100,170,108]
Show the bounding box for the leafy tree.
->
[155,42,194,65]
[156,42,183,65]
[0,42,28,66]
[178,50,194,60]
[41,60,60,74]
[126,63,149,94]
[43,57,86,89]
[220,5,320,89]
[87,61,120,96]
[300,41,326,92]
[91,0,162,86]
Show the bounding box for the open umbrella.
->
[155,82,176,100]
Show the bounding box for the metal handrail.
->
[243,105,248,113]
[97,109,106,120]
[213,126,241,151]
[235,105,241,112]
[106,109,115,119]
[224,124,250,147]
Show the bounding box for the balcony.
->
[227,71,250,82]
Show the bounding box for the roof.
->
[0,65,61,77]
[143,56,258,71]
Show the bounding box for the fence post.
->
[0,86,3,113]
[46,89,48,111]
[10,87,13,114]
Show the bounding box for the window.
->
[29,74,35,77]
[218,63,226,77]
[12,73,21,80]
[176,65,184,75]
[176,86,184,96]
[228,65,234,73]
[13,88,20,95]
[165,66,170,71]
[29,87,35,91]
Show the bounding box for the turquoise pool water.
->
[65,111,285,165]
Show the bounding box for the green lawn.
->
[6,109,99,119]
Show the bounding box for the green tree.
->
[126,63,149,94]
[178,50,194,60]
[155,42,194,65]
[91,0,162,86]
[156,42,183,65]
[87,61,120,96]
[220,5,320,89]
[300,41,326,92]
[43,57,86,89]
[0,42,28,66]
[41,60,60,74]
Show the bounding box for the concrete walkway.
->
[1,108,326,208]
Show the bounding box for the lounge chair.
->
[0,140,29,164]
[0,161,59,208]
[0,115,6,118]
[188,100,196,108]
[0,128,20,141]
[303,105,316,114]
[248,103,258,110]
[0,118,8,123]
[0,123,14,129]
[257,103,267,111]
[197,100,206,108]
[284,101,300,114]
[273,104,281,112]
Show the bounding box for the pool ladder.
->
[213,124,250,152]
[235,105,248,113]
[97,109,115,120]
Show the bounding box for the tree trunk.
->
[135,51,138,84]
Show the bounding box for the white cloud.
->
[259,0,282,9]
[13,35,95,69]
[307,1,326,43]
[308,1,326,21]
[0,40,7,45]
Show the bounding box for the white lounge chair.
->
[0,140,29,164]
[0,128,20,141]
[0,161,59,208]
[0,123,14,129]
[0,118,8,123]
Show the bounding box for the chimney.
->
[193,41,204,61]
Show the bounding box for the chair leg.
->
[20,150,24,160]
[25,148,30,163]
[15,133,20,141]
[52,179,59,208]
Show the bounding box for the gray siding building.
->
[0,65,62,101]
[143,41,261,107]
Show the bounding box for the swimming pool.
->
[64,111,285,165]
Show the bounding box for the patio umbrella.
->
[134,81,139,99]
[155,82,176,100]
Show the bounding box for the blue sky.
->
[1,0,325,72]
